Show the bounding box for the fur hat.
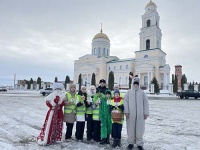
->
[99,79,106,84]
[133,75,139,85]
[53,82,64,90]
[90,85,96,90]
[114,89,120,95]
[69,84,76,89]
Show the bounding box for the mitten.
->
[54,96,60,103]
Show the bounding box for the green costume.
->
[100,90,112,138]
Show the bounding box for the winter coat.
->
[97,85,107,95]
[99,96,112,138]
[124,87,149,146]
[37,90,65,145]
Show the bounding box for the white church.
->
[74,1,170,91]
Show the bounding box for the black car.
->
[0,88,7,92]
[179,90,200,99]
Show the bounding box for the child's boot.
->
[106,135,110,144]
[117,139,121,147]
[100,138,107,145]
[112,139,118,148]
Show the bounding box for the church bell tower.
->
[139,0,162,51]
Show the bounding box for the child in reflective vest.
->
[99,90,112,145]
[92,88,105,142]
[110,89,124,148]
[75,86,87,141]
[64,84,79,140]
[85,85,96,141]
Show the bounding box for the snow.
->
[0,92,200,150]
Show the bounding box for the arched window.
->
[144,55,148,58]
[93,48,95,54]
[114,66,116,70]
[147,20,151,27]
[144,76,148,86]
[98,47,100,55]
[108,66,110,70]
[120,65,122,70]
[146,39,150,50]
[126,76,128,85]
[103,48,106,55]
[107,49,109,56]
[119,77,121,86]
[157,40,159,48]
[126,65,128,69]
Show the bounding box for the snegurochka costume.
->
[99,90,112,145]
[92,89,105,142]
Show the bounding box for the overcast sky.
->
[0,0,199,86]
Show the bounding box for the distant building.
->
[175,65,182,91]
[74,1,171,91]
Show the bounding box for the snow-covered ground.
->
[0,92,200,150]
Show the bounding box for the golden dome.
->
[146,1,156,7]
[93,30,110,41]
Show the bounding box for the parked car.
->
[40,88,53,96]
[179,90,200,99]
[0,88,7,92]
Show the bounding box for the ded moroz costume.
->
[37,82,65,145]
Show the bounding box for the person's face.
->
[106,94,111,99]
[133,84,139,89]
[70,87,76,92]
[100,82,105,87]
[114,93,119,98]
[90,88,95,94]
[81,88,86,93]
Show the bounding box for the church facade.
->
[74,1,170,91]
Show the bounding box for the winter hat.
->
[133,75,139,85]
[114,89,120,95]
[105,90,111,95]
[69,84,76,89]
[53,82,64,90]
[99,79,106,84]
[81,86,86,90]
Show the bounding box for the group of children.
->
[64,83,124,148]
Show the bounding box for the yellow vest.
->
[110,99,124,124]
[86,96,93,114]
[76,96,86,116]
[64,92,79,114]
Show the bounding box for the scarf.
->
[114,97,122,103]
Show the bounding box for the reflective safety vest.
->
[64,92,79,114]
[76,96,86,116]
[92,93,105,121]
[86,96,93,115]
[110,99,124,124]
